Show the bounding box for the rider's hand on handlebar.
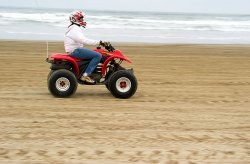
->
[100,40,109,47]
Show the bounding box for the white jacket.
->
[64,24,100,53]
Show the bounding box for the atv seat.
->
[49,53,107,63]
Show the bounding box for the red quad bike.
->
[46,43,137,99]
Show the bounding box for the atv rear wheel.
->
[48,69,78,97]
[47,70,54,81]
[108,70,137,99]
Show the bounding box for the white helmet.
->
[69,10,87,28]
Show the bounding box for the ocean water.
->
[1,7,250,43]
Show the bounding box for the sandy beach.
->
[0,41,250,163]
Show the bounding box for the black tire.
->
[47,70,54,81]
[47,69,78,97]
[108,70,137,99]
[105,83,110,91]
[104,70,114,91]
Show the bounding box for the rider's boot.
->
[81,76,95,84]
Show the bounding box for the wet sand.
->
[0,41,250,163]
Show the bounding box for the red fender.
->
[94,49,132,75]
[50,53,81,76]
[101,55,131,75]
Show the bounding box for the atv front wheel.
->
[105,83,110,91]
[108,70,137,99]
[48,69,78,97]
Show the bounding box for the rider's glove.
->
[100,40,109,47]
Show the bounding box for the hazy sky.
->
[1,0,250,14]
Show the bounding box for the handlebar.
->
[98,42,115,52]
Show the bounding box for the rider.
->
[64,10,107,83]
